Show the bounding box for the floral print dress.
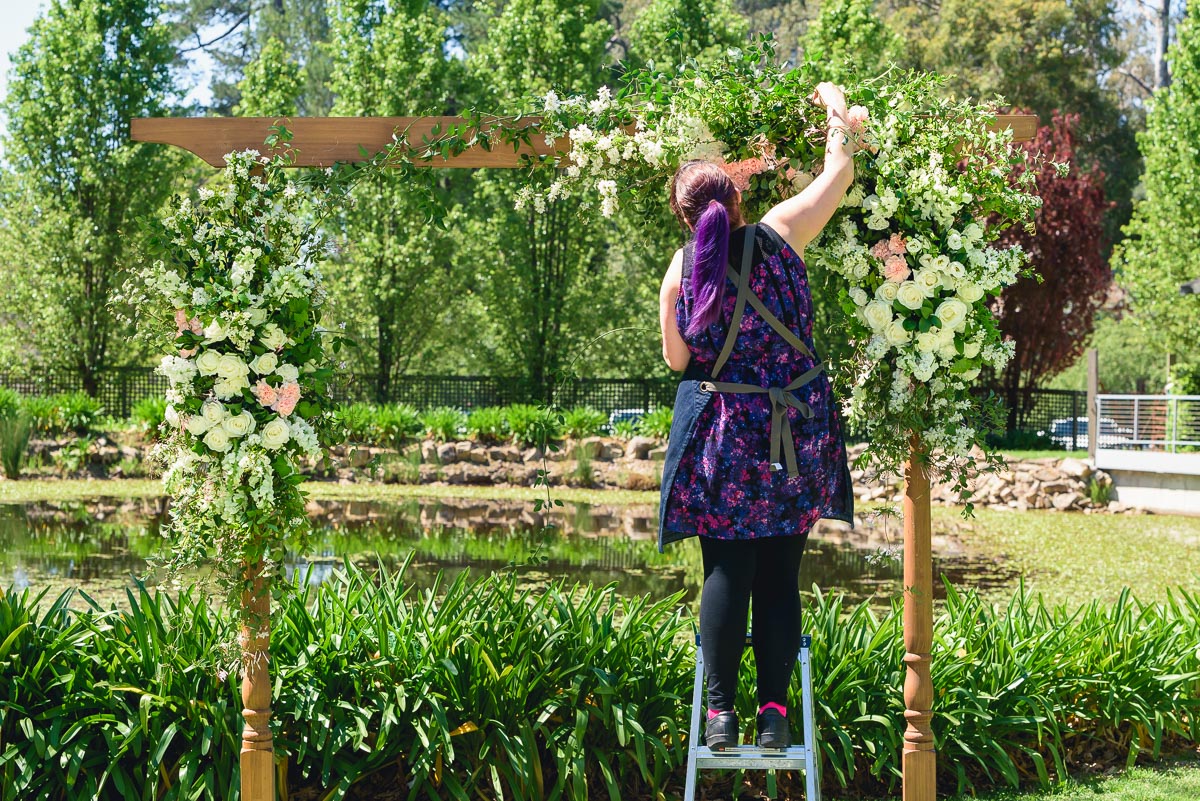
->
[657,222,855,551]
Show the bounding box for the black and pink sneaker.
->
[704,711,738,750]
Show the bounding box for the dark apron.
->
[657,225,856,552]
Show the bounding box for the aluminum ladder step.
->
[683,633,821,801]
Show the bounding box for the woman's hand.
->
[811,82,849,126]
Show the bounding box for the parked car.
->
[1037,416,1134,449]
[607,407,647,431]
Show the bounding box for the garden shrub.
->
[51,391,105,436]
[130,396,167,434]
[421,406,467,442]
[562,406,607,439]
[0,413,32,479]
[635,405,673,439]
[336,402,378,444]
[375,403,423,447]
[505,403,563,447]
[2,572,1197,800]
[466,406,509,444]
[0,387,21,421]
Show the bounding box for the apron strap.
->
[710,224,757,381]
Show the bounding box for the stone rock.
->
[464,446,490,465]
[347,447,373,468]
[578,437,606,460]
[1051,491,1081,511]
[648,445,668,462]
[1058,458,1092,479]
[521,446,544,463]
[454,440,473,457]
[489,445,522,463]
[1039,480,1076,495]
[1032,467,1061,483]
[420,440,438,463]
[626,436,657,460]
[436,443,458,464]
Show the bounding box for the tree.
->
[1113,0,1200,393]
[0,0,182,391]
[885,0,1140,246]
[453,0,634,397]
[991,112,1113,431]
[324,0,465,400]
[623,0,748,71]
[233,37,305,116]
[801,0,901,83]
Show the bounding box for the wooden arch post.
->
[131,113,1035,801]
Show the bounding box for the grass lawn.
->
[933,504,1200,608]
[1000,449,1090,462]
[932,761,1200,801]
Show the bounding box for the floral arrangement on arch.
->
[524,38,1045,497]
[118,134,355,600]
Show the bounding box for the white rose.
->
[203,319,228,344]
[916,330,942,353]
[896,281,927,310]
[214,375,249,400]
[907,236,925,255]
[196,349,223,376]
[935,298,970,331]
[964,222,983,242]
[201,401,226,425]
[964,341,982,359]
[164,405,180,427]
[247,307,269,326]
[260,417,290,450]
[203,426,232,453]
[956,280,984,303]
[961,367,981,381]
[184,415,210,436]
[875,281,900,303]
[274,363,299,382]
[849,287,869,306]
[260,323,287,350]
[250,352,278,375]
[862,300,893,331]
[914,268,943,297]
[946,231,964,251]
[884,319,911,346]
[938,341,959,361]
[222,410,256,437]
[217,353,249,379]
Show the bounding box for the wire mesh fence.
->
[1,367,1092,444]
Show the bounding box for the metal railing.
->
[1095,395,1200,451]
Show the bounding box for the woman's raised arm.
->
[761,82,856,255]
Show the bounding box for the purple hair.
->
[669,160,740,336]
[687,200,732,335]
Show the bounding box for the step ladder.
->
[683,633,821,801]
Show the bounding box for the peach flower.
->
[884,255,911,283]
[253,380,278,407]
[272,381,301,417]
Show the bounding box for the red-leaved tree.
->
[990,111,1114,433]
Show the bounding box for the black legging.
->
[699,533,807,713]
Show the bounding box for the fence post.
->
[1087,349,1098,460]
[1070,391,1079,451]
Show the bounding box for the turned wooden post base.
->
[903,438,936,801]
[241,561,274,801]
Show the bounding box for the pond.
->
[0,497,1021,613]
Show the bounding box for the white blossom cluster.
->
[132,148,339,567]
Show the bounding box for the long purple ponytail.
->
[668,160,741,337]
[687,200,732,336]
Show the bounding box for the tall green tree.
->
[624,0,749,71]
[233,36,305,116]
[802,0,901,82]
[455,0,637,395]
[885,0,1139,243]
[0,0,181,390]
[324,0,464,400]
[1113,0,1200,393]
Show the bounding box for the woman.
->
[657,82,857,750]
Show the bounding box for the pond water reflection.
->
[0,498,1020,612]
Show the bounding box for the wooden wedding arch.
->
[132,112,1037,801]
